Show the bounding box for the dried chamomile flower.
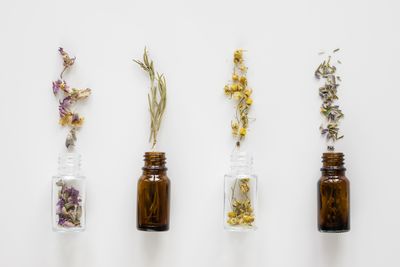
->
[224,49,253,147]
[227,178,255,226]
[315,49,344,151]
[52,47,91,149]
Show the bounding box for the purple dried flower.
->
[59,97,72,117]
[52,79,69,95]
[55,182,83,227]
[52,80,61,95]
[57,199,65,208]
[71,113,80,123]
[58,217,66,225]
[53,48,91,149]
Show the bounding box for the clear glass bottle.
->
[137,152,170,231]
[318,152,350,232]
[52,152,86,232]
[224,151,257,231]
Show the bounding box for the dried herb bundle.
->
[52,48,91,149]
[315,49,343,151]
[55,179,82,227]
[224,50,253,147]
[134,48,167,150]
[227,178,255,226]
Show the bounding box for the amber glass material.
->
[318,152,350,232]
[137,152,170,231]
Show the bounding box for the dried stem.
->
[134,48,167,150]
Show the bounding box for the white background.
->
[0,0,399,266]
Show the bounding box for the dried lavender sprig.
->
[315,49,344,150]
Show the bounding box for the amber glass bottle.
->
[137,152,170,231]
[318,152,350,232]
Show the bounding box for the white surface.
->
[0,0,399,266]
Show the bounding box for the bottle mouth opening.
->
[143,151,167,169]
[58,152,81,173]
[144,151,165,157]
[59,152,81,164]
[321,152,345,168]
[230,151,253,167]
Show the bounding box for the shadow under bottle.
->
[318,152,350,233]
[137,152,170,231]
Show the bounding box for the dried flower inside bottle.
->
[224,152,257,231]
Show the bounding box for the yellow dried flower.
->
[59,114,72,126]
[228,211,237,218]
[224,85,231,95]
[230,84,238,92]
[233,92,242,100]
[227,177,255,227]
[227,217,239,225]
[243,215,254,223]
[239,127,247,136]
[239,76,247,85]
[240,181,250,193]
[224,49,253,145]
[233,49,243,63]
[244,89,252,97]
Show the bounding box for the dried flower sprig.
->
[55,179,82,227]
[227,178,255,226]
[224,50,253,147]
[315,49,344,151]
[52,48,91,149]
[134,48,167,150]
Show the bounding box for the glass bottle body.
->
[137,152,170,231]
[318,152,350,232]
[224,151,257,231]
[52,153,86,232]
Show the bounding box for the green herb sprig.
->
[134,48,167,150]
[315,49,343,151]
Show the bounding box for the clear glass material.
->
[52,152,86,232]
[224,151,257,231]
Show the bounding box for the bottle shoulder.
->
[225,173,257,180]
[318,175,349,183]
[53,175,86,180]
[139,173,170,182]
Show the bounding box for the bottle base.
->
[318,227,350,233]
[137,224,169,232]
[224,225,257,232]
[53,226,85,233]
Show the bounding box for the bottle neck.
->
[58,152,81,176]
[321,152,346,176]
[230,151,253,174]
[142,152,167,175]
